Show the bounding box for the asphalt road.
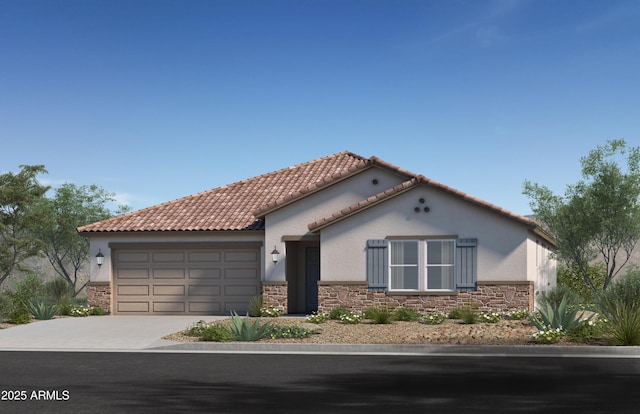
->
[0,351,638,413]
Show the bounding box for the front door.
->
[305,246,320,313]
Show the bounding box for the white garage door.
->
[113,245,261,315]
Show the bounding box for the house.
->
[77,151,556,315]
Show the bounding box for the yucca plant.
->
[247,295,264,317]
[229,311,272,341]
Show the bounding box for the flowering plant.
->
[419,311,447,325]
[70,305,92,317]
[505,309,529,320]
[339,311,364,324]
[479,311,502,323]
[532,326,565,344]
[306,312,329,324]
[260,307,283,317]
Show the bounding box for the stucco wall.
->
[319,185,531,283]
[264,167,407,281]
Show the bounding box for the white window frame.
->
[388,238,457,292]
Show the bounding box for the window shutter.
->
[456,238,477,291]
[366,239,388,290]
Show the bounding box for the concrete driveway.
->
[0,316,225,351]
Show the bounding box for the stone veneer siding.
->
[262,281,288,314]
[87,281,111,314]
[317,281,534,314]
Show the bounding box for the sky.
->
[1,0,638,216]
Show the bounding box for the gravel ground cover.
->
[163,317,548,346]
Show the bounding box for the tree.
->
[524,139,640,293]
[0,165,49,289]
[30,183,130,296]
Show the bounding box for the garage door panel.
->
[189,302,222,313]
[118,269,149,279]
[118,285,149,295]
[153,302,185,313]
[153,268,186,279]
[153,285,185,296]
[189,285,221,296]
[152,252,185,262]
[189,268,222,279]
[224,251,258,262]
[188,252,221,262]
[117,252,149,263]
[114,247,260,315]
[225,268,258,279]
[118,302,150,313]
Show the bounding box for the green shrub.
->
[267,325,312,339]
[568,317,608,344]
[419,311,447,325]
[532,327,565,344]
[306,312,329,324]
[597,269,640,345]
[393,306,420,322]
[479,311,502,323]
[558,263,606,304]
[229,311,272,341]
[0,293,14,322]
[364,307,393,324]
[57,299,73,316]
[9,311,32,325]
[329,306,350,320]
[69,305,92,317]
[451,306,478,324]
[44,278,74,304]
[248,295,264,317]
[89,307,108,316]
[505,309,530,320]
[30,301,58,320]
[6,273,44,316]
[200,324,234,342]
[339,311,363,324]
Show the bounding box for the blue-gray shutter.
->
[456,238,477,291]
[366,239,388,290]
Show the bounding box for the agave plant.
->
[30,301,58,320]
[530,294,585,334]
[229,311,272,341]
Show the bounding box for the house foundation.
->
[261,281,288,314]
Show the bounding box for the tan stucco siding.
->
[319,186,530,283]
[264,167,407,281]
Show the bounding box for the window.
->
[389,240,419,290]
[388,239,455,291]
[426,240,455,290]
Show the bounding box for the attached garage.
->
[112,243,261,315]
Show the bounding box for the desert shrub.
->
[267,325,312,339]
[419,311,447,325]
[200,324,234,342]
[558,263,606,304]
[247,295,263,317]
[0,292,15,322]
[306,312,329,324]
[364,307,393,324]
[229,311,272,341]
[532,327,565,344]
[479,311,502,323]
[30,301,57,320]
[57,298,73,316]
[329,306,350,320]
[44,278,74,305]
[3,273,44,324]
[568,317,608,344]
[393,306,420,322]
[89,307,108,315]
[536,285,582,311]
[597,269,640,345]
[339,311,363,324]
[505,309,530,320]
[450,306,478,324]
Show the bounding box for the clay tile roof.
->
[77,151,369,233]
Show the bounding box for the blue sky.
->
[1,0,638,215]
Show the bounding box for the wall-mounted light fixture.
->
[271,246,280,264]
[96,249,104,267]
